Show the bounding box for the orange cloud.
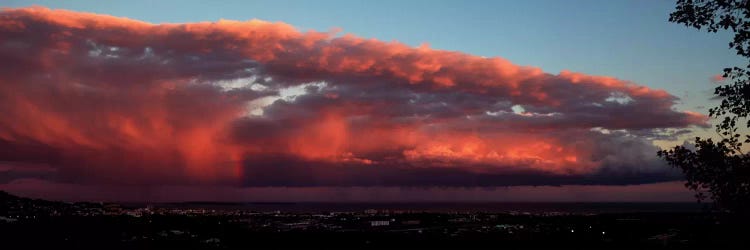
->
[0,7,702,187]
[710,73,726,83]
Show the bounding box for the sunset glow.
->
[0,6,714,199]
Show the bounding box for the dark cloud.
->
[0,7,705,189]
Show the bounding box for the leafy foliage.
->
[658,139,750,212]
[658,0,750,213]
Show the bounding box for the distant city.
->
[1,191,746,249]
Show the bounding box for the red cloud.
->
[710,73,726,83]
[0,7,705,187]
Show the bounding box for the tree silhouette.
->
[658,0,750,214]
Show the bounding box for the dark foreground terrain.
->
[1,191,747,249]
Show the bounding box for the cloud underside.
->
[0,7,706,187]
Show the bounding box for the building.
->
[370,220,390,227]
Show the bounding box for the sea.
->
[137,202,706,214]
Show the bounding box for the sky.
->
[0,1,740,202]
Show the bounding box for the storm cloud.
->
[0,7,705,188]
